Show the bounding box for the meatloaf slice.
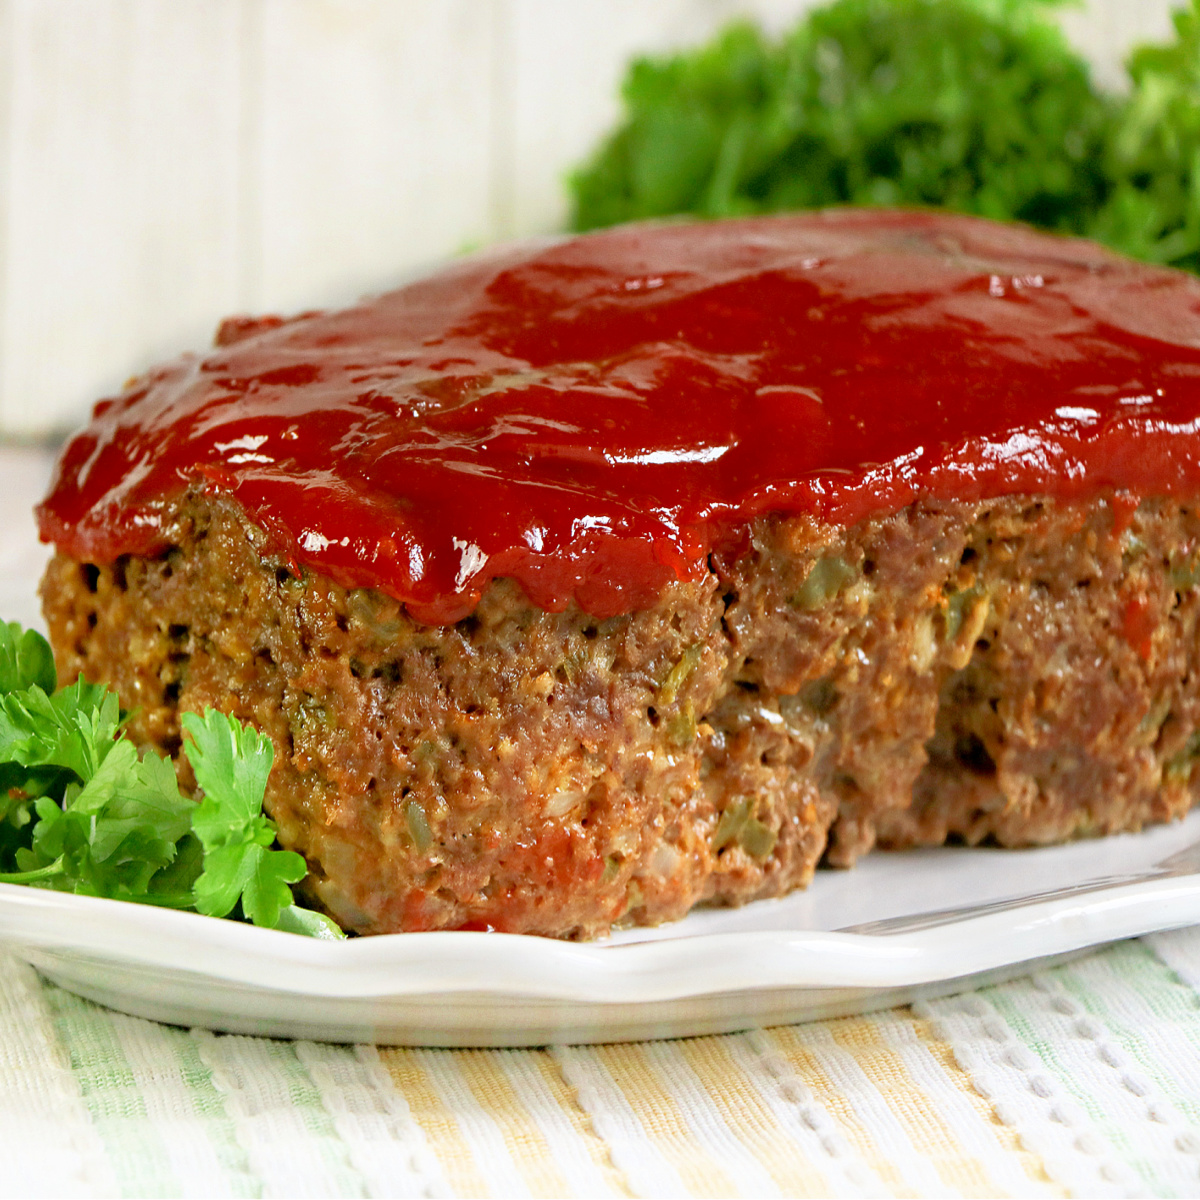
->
[41,487,1200,937]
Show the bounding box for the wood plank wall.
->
[0,0,1179,436]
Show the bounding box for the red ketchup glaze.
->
[37,209,1200,624]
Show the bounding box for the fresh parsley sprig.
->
[184,709,333,936]
[0,621,343,939]
[569,0,1109,236]
[567,0,1200,279]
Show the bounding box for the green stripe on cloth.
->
[46,985,202,1197]
[44,984,261,1198]
[919,985,1140,1196]
[108,1007,261,1197]
[1066,942,1200,1126]
[190,1029,369,1197]
[0,956,118,1197]
[982,948,1200,1198]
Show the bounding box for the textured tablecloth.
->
[7,445,1200,1198]
[4,935,1200,1198]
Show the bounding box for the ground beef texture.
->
[39,487,1200,938]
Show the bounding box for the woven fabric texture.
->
[2,935,1200,1197]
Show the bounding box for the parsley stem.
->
[0,860,65,884]
[137,893,197,910]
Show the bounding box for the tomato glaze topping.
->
[37,209,1200,623]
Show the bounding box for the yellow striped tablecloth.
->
[5,930,1200,1197]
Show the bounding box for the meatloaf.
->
[36,209,1200,938]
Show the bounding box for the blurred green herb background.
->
[570,0,1200,273]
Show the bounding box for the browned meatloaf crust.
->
[41,487,1200,937]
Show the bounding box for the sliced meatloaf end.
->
[878,496,1200,851]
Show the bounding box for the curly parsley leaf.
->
[0,680,121,780]
[182,709,312,930]
[192,841,306,927]
[183,709,275,844]
[0,631,123,875]
[0,622,56,696]
[6,742,194,898]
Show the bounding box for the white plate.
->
[4,810,1200,1045]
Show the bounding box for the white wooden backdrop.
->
[0,0,1180,437]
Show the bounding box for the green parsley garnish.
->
[0,620,343,939]
[567,0,1200,277]
[569,0,1110,235]
[1092,2,1200,272]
